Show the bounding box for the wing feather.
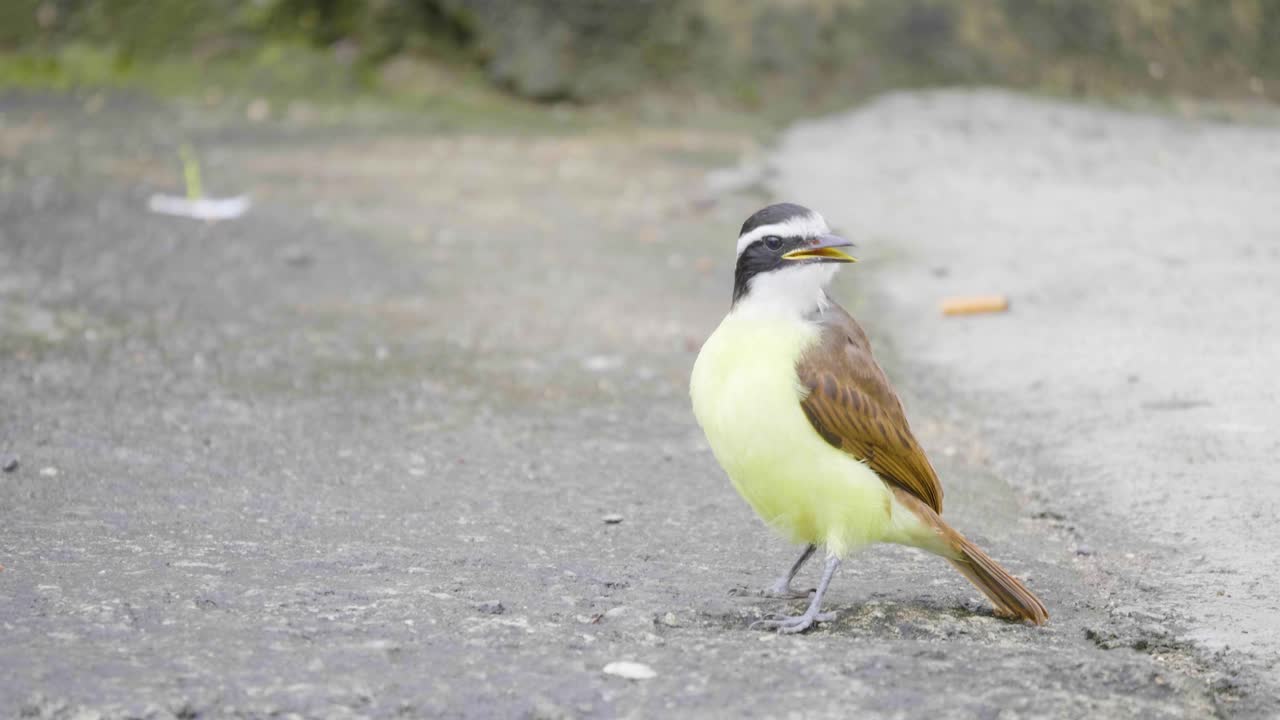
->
[797,304,944,513]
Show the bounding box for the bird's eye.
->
[763,236,783,251]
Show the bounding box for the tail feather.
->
[946,536,1049,625]
[889,486,1048,624]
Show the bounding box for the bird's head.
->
[731,203,856,314]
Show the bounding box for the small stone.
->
[582,355,622,372]
[602,513,623,524]
[659,612,679,627]
[39,466,58,477]
[477,600,504,615]
[1075,544,1093,556]
[2,457,17,472]
[602,661,656,680]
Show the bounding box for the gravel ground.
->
[1,89,1276,718]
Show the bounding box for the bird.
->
[689,202,1048,632]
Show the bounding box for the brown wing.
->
[796,302,944,513]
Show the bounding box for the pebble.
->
[602,513,623,524]
[2,456,17,472]
[39,466,58,477]
[582,355,622,372]
[477,600,505,615]
[602,661,656,680]
[1075,544,1094,556]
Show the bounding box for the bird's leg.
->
[762,544,816,598]
[751,555,841,634]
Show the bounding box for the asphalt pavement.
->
[2,89,1277,718]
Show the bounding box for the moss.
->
[0,42,363,98]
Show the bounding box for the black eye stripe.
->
[734,234,815,303]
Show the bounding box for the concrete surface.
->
[775,88,1280,711]
[1,89,1277,718]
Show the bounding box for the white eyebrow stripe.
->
[735,211,829,256]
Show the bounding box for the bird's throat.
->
[732,264,837,320]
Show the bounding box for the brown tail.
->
[946,536,1048,625]
[889,487,1048,624]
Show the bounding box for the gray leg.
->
[763,544,816,598]
[751,555,841,634]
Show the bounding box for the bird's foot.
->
[760,581,815,599]
[749,610,836,634]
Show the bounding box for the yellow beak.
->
[782,234,858,263]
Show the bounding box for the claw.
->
[750,554,842,635]
[748,615,790,630]
[749,610,836,634]
[777,618,814,634]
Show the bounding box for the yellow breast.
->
[689,313,895,556]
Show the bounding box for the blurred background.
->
[2,2,1279,718]
[3,0,1278,113]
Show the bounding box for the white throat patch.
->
[733,262,838,320]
